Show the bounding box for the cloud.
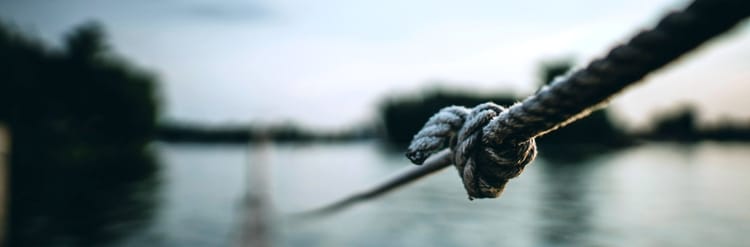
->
[182,2,271,22]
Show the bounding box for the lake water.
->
[112,141,750,247]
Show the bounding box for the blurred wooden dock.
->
[242,139,272,247]
[0,123,9,246]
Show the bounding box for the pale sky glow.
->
[1,0,748,129]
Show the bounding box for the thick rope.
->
[297,0,750,218]
[406,0,750,199]
[406,104,537,199]
[294,150,453,219]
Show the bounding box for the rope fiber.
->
[406,0,750,200]
[406,103,537,199]
[299,0,750,216]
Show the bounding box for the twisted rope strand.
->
[299,0,749,217]
[485,0,749,144]
[407,0,750,199]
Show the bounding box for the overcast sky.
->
[1,0,748,130]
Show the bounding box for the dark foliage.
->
[157,122,375,143]
[378,60,631,153]
[645,106,750,141]
[1,22,159,246]
[378,88,517,145]
[648,106,699,141]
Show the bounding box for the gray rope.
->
[407,0,750,200]
[406,104,537,199]
[298,0,750,218]
[294,150,453,219]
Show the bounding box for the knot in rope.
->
[406,102,537,200]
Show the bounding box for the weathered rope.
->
[298,0,749,217]
[407,0,750,199]
[406,104,537,199]
[294,150,453,219]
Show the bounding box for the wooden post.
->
[241,137,271,247]
[0,123,10,246]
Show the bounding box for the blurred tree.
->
[66,23,107,62]
[0,21,159,246]
[650,106,699,141]
[538,59,573,85]
[379,88,517,145]
[376,59,633,163]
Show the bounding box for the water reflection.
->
[534,156,598,247]
[272,142,750,247]
[12,141,749,246]
[9,148,159,246]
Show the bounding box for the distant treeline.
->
[377,62,750,148]
[157,122,375,143]
[158,59,750,146]
[378,61,632,150]
[378,88,518,144]
[642,107,750,141]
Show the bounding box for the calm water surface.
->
[116,141,750,247]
